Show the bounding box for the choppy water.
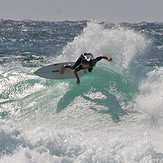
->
[0,19,163,163]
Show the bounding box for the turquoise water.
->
[0,20,163,162]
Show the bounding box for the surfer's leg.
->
[60,54,84,74]
[60,65,70,74]
[60,65,66,74]
[60,64,73,74]
[71,54,84,69]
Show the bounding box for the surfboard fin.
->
[52,70,60,73]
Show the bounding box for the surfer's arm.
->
[73,70,80,85]
[94,56,112,64]
[100,55,112,62]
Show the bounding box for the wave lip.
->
[58,21,151,70]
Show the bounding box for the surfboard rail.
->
[34,62,87,79]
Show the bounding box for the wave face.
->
[0,19,163,162]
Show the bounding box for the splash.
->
[56,21,150,70]
[135,67,163,127]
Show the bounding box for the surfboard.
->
[34,62,87,79]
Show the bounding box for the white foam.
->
[157,45,163,50]
[56,21,151,70]
[135,67,163,126]
[135,67,163,151]
[0,119,162,163]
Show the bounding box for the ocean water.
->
[0,19,163,163]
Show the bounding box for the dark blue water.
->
[0,19,163,162]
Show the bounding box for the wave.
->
[1,22,162,125]
[0,21,163,161]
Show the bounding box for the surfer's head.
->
[81,59,90,68]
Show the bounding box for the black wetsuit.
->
[66,53,102,72]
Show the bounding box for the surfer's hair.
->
[81,59,89,64]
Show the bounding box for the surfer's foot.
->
[60,65,66,74]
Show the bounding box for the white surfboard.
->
[34,62,87,79]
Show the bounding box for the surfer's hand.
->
[108,58,112,62]
[76,79,80,85]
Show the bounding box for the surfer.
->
[60,53,112,85]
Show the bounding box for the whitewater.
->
[0,20,163,162]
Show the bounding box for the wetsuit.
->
[65,53,102,72]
